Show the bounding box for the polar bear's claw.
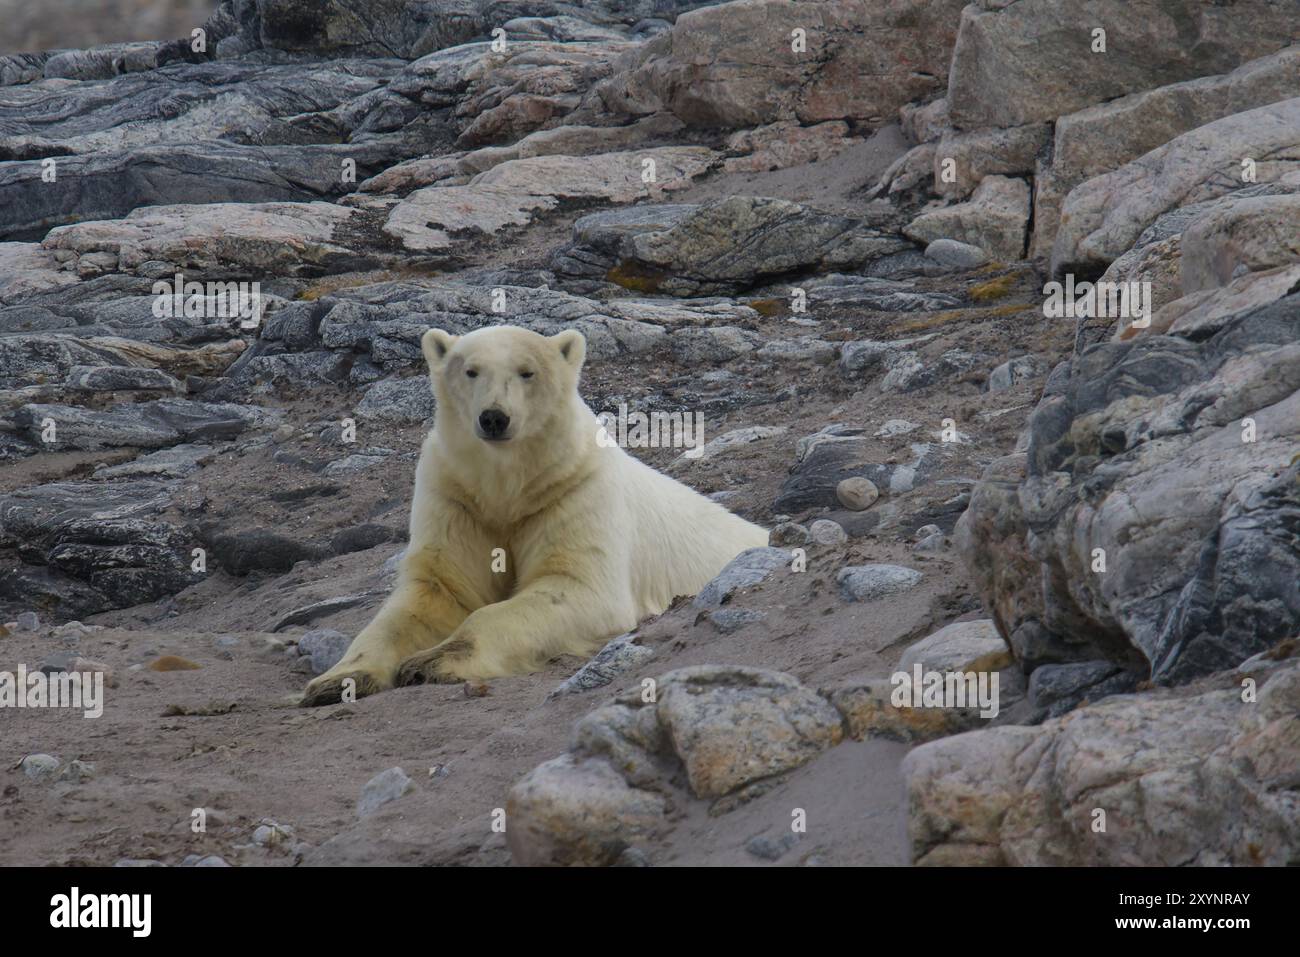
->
[299,670,383,707]
[395,647,465,687]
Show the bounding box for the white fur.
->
[302,325,767,704]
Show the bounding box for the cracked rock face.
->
[601,195,909,295]
[946,0,1297,130]
[959,292,1300,684]
[598,0,969,129]
[903,652,1300,866]
[1051,97,1300,278]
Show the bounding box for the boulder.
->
[1031,45,1300,258]
[1051,98,1300,277]
[0,479,202,615]
[836,564,923,602]
[656,666,844,799]
[598,0,968,129]
[946,0,1297,129]
[903,655,1300,865]
[42,202,363,279]
[609,195,908,295]
[933,124,1050,200]
[383,147,714,252]
[958,292,1300,685]
[507,754,668,867]
[904,176,1030,262]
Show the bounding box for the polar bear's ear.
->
[551,329,586,371]
[422,328,458,370]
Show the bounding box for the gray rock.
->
[986,355,1047,393]
[692,547,788,608]
[598,0,968,130]
[836,564,923,602]
[958,291,1300,684]
[881,349,980,393]
[946,0,1295,128]
[905,176,1031,262]
[0,479,202,615]
[775,429,935,512]
[549,633,655,699]
[356,377,436,424]
[1028,661,1142,720]
[767,522,809,547]
[297,629,352,676]
[670,326,762,364]
[506,754,667,867]
[357,767,416,818]
[92,444,214,480]
[808,519,848,546]
[1052,98,1300,277]
[64,365,183,394]
[835,477,879,511]
[746,833,799,861]
[1031,45,1300,258]
[20,754,60,781]
[803,274,961,312]
[703,608,767,634]
[897,620,1009,674]
[903,656,1300,865]
[612,196,909,296]
[11,399,276,451]
[14,611,39,631]
[924,239,988,269]
[654,666,844,799]
[913,532,946,553]
[208,528,323,576]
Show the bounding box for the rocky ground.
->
[1,1,1297,867]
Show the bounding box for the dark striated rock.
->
[601,196,910,295]
[0,479,201,616]
[10,398,277,450]
[959,292,1300,687]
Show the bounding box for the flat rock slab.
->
[383,147,715,252]
[42,202,363,278]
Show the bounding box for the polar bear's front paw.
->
[395,639,475,687]
[300,669,385,707]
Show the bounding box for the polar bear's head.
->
[421,325,586,445]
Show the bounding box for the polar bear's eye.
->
[465,369,478,379]
[520,370,534,379]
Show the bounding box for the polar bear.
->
[301,325,768,705]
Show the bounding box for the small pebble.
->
[914,531,946,553]
[836,477,879,511]
[768,522,810,547]
[20,754,61,781]
[746,833,799,861]
[809,519,848,545]
[253,821,294,846]
[357,767,416,818]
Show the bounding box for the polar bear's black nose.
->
[479,409,510,439]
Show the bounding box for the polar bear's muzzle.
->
[477,408,512,442]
